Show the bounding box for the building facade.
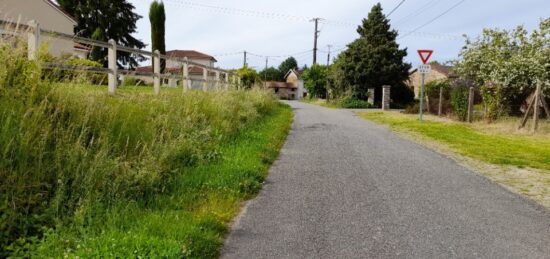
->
[407,64,456,99]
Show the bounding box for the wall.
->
[408,70,448,99]
[0,0,77,57]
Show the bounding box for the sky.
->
[129,0,550,70]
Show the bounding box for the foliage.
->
[0,41,290,257]
[90,28,105,62]
[277,57,298,80]
[336,3,411,103]
[58,0,146,68]
[390,83,415,109]
[258,67,283,82]
[326,56,349,99]
[339,96,370,109]
[149,1,166,72]
[236,67,261,88]
[425,80,450,99]
[302,64,328,98]
[454,18,550,118]
[450,86,469,121]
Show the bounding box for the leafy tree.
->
[302,64,328,98]
[278,57,298,80]
[90,28,105,62]
[58,0,146,68]
[259,67,283,81]
[327,54,349,99]
[339,3,411,105]
[237,67,260,89]
[149,1,166,72]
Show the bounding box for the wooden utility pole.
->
[311,18,321,65]
[243,51,247,67]
[327,44,332,66]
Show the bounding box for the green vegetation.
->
[302,64,328,99]
[450,86,469,121]
[302,97,369,109]
[359,112,550,170]
[1,42,292,257]
[149,0,166,72]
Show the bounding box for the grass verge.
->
[359,112,550,207]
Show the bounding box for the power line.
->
[387,0,406,17]
[392,0,440,26]
[399,0,467,40]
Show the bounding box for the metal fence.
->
[22,20,241,95]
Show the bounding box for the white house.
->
[0,0,83,57]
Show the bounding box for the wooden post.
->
[438,87,443,117]
[202,68,208,91]
[27,20,40,60]
[153,50,161,95]
[467,86,474,123]
[182,57,189,91]
[533,80,542,132]
[519,94,536,129]
[107,39,117,95]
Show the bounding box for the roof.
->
[45,0,77,24]
[284,69,302,80]
[135,65,217,76]
[409,64,457,78]
[166,50,217,62]
[265,81,297,89]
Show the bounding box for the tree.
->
[302,64,328,98]
[58,0,146,68]
[237,67,260,89]
[278,57,298,80]
[90,28,105,62]
[259,67,283,81]
[339,3,411,105]
[149,1,166,72]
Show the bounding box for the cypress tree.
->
[149,1,166,72]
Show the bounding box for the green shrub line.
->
[0,41,293,257]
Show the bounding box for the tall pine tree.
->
[58,0,146,68]
[149,1,166,73]
[340,3,412,106]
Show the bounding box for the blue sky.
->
[130,0,550,70]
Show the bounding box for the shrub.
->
[404,101,420,114]
[450,86,469,121]
[339,96,370,109]
[390,83,415,109]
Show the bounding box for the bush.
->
[450,86,469,121]
[390,83,415,109]
[339,96,370,109]
[404,101,420,114]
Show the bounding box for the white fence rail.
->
[22,20,242,95]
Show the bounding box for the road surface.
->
[222,101,550,259]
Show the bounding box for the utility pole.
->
[243,51,247,67]
[310,18,321,65]
[265,57,268,71]
[327,44,332,66]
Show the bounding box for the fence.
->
[22,20,241,95]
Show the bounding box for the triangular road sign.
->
[417,50,433,64]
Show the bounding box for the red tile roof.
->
[266,81,297,89]
[166,50,217,62]
[135,65,216,76]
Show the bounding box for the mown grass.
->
[359,112,550,171]
[0,41,293,257]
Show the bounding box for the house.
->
[135,50,218,88]
[265,69,307,100]
[407,64,457,99]
[0,0,84,57]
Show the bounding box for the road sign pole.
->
[419,73,425,122]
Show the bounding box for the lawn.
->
[359,112,550,207]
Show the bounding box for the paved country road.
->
[222,101,550,259]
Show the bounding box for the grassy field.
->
[0,44,293,257]
[359,112,550,206]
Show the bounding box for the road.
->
[221,101,550,259]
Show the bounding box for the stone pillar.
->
[368,88,375,106]
[183,57,189,91]
[382,85,391,111]
[202,68,208,91]
[215,71,220,90]
[27,20,40,60]
[108,39,118,95]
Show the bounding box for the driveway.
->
[222,101,550,259]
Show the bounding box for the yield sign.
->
[417,50,433,64]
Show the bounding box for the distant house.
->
[0,0,86,58]
[135,50,218,88]
[266,69,307,100]
[407,64,457,99]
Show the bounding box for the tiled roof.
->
[266,81,297,89]
[166,50,217,62]
[135,65,217,76]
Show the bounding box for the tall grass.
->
[0,40,284,257]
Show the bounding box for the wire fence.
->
[10,20,242,95]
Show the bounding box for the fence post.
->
[153,50,161,95]
[237,77,241,91]
[225,73,229,90]
[27,20,40,60]
[108,39,117,95]
[202,68,208,91]
[533,80,542,132]
[467,86,474,123]
[382,85,391,111]
[183,57,189,91]
[438,87,443,117]
[368,88,375,106]
[215,71,220,90]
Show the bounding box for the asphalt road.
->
[221,101,550,259]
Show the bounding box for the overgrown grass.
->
[359,112,550,171]
[0,41,293,257]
